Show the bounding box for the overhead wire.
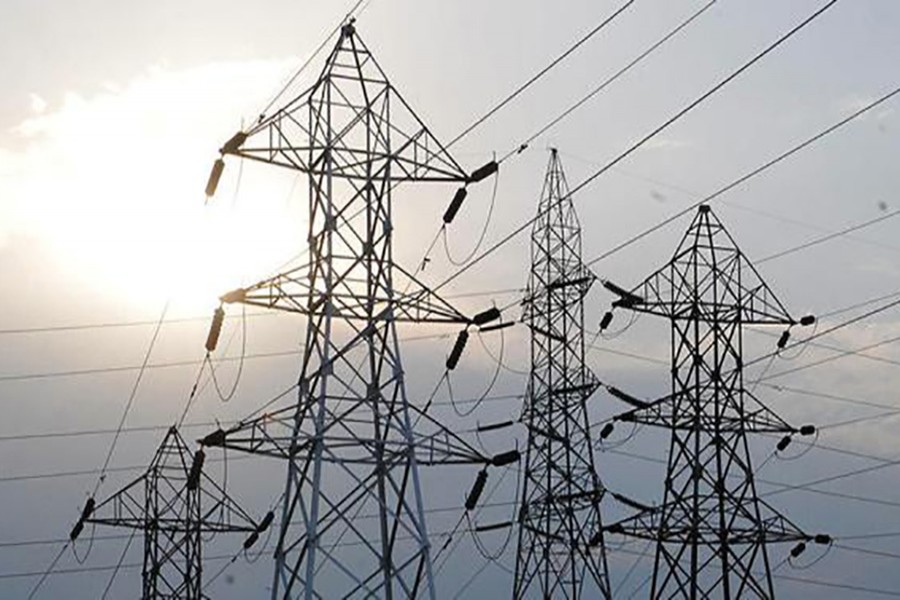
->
[100,528,137,600]
[254,0,370,122]
[497,0,718,164]
[585,77,900,268]
[755,207,900,265]
[433,0,848,293]
[445,0,637,149]
[441,162,500,266]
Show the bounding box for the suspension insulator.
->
[443,187,468,224]
[474,521,511,533]
[187,449,205,491]
[799,425,815,436]
[243,531,260,550]
[465,469,488,511]
[600,423,614,439]
[477,420,513,432]
[200,428,227,448]
[800,315,816,326]
[607,386,649,409]
[790,542,807,558]
[777,330,790,349]
[79,497,96,521]
[479,321,515,333]
[612,492,651,512]
[446,330,469,370]
[777,435,792,452]
[606,523,625,535]
[69,497,95,541]
[599,311,613,331]
[258,511,275,532]
[205,159,225,198]
[491,450,521,467]
[468,160,499,184]
[220,288,247,304]
[69,520,85,542]
[220,131,248,155]
[472,307,501,327]
[814,534,832,545]
[205,307,225,353]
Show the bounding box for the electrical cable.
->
[26,543,69,599]
[100,528,137,600]
[585,78,900,267]
[756,207,900,265]
[497,0,717,163]
[254,0,369,123]
[759,329,900,381]
[93,300,169,499]
[441,164,500,266]
[207,305,248,403]
[433,0,848,293]
[773,572,900,597]
[745,292,900,369]
[445,0,637,149]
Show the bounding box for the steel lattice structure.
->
[603,205,819,599]
[199,21,507,600]
[514,150,611,599]
[70,427,266,599]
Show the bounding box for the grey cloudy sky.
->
[2,0,900,597]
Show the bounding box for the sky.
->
[2,0,900,597]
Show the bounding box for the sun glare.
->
[4,61,306,316]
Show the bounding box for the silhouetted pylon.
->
[514,150,611,599]
[199,19,515,600]
[600,205,828,599]
[70,427,270,599]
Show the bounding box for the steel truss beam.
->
[514,150,611,599]
[605,206,816,599]
[79,427,262,599]
[201,21,509,600]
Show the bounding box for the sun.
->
[4,61,308,316]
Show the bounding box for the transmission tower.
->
[513,150,611,599]
[199,20,514,599]
[69,427,270,599]
[600,205,826,598]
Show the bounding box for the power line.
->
[0,392,523,447]
[773,572,900,597]
[446,0,636,148]
[759,321,900,379]
[498,0,717,163]
[433,0,849,292]
[585,82,900,268]
[0,288,517,338]
[755,207,900,265]
[570,0,840,200]
[744,291,900,370]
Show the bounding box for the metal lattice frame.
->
[514,150,611,599]
[85,427,259,599]
[607,206,810,599]
[200,22,497,600]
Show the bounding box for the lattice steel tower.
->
[199,20,508,600]
[603,205,821,599]
[69,427,269,599]
[514,150,611,599]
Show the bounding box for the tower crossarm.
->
[612,388,798,434]
[199,400,493,467]
[603,498,810,546]
[214,23,469,184]
[604,206,796,326]
[220,262,470,324]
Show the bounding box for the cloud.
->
[28,93,48,114]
